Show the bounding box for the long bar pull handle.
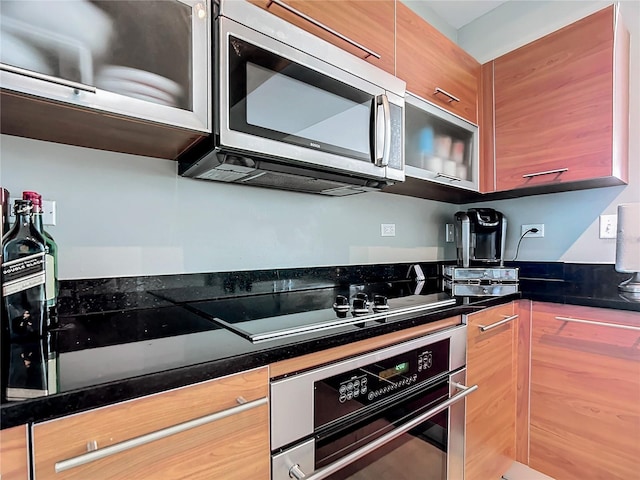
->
[54,397,268,473]
[555,316,640,332]
[478,314,519,332]
[380,94,391,167]
[434,87,460,103]
[435,173,462,182]
[0,63,97,93]
[522,168,568,178]
[304,382,478,480]
[266,0,381,59]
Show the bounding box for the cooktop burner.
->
[162,280,457,343]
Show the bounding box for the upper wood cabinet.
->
[0,0,211,159]
[465,302,518,480]
[396,2,480,124]
[0,424,30,480]
[487,5,629,192]
[247,0,395,75]
[32,367,270,480]
[529,303,640,479]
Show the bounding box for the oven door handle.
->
[302,382,479,480]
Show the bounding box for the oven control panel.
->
[314,339,450,428]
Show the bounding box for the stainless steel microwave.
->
[179,0,405,196]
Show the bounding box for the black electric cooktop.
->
[155,280,457,343]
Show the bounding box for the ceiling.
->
[424,1,510,29]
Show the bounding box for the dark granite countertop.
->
[2,261,638,430]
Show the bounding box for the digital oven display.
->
[379,362,409,380]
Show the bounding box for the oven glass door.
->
[315,380,449,480]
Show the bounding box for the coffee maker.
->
[454,208,507,267]
[444,208,519,296]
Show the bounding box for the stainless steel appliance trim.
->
[522,167,569,178]
[433,87,460,103]
[266,0,381,59]
[250,298,458,342]
[478,314,519,332]
[54,397,268,473]
[554,316,640,332]
[273,439,315,480]
[380,94,391,166]
[447,370,467,480]
[217,17,401,181]
[270,324,467,450]
[300,380,478,480]
[0,63,96,93]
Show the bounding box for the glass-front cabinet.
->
[0,0,210,134]
[404,92,479,191]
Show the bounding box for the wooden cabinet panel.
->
[479,61,496,193]
[530,303,640,480]
[492,5,628,191]
[0,424,29,480]
[248,0,395,75]
[465,303,517,480]
[33,367,269,479]
[396,2,480,124]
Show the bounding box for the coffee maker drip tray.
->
[443,265,519,297]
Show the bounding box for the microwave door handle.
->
[372,94,391,167]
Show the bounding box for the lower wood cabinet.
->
[0,424,30,480]
[465,302,517,480]
[529,303,640,479]
[32,367,270,480]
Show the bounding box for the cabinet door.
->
[0,0,210,159]
[33,367,270,480]
[396,2,480,124]
[0,424,30,480]
[493,5,628,191]
[530,303,640,479]
[248,0,395,75]
[465,303,517,480]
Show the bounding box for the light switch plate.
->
[445,224,455,242]
[599,214,617,239]
[8,197,56,226]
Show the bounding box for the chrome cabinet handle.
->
[266,0,381,59]
[555,316,640,332]
[478,314,519,332]
[379,94,391,167]
[522,168,568,178]
[0,63,97,94]
[54,397,268,473]
[304,382,478,480]
[435,173,462,182]
[433,87,460,103]
[289,464,307,479]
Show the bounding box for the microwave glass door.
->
[404,94,479,191]
[227,36,378,163]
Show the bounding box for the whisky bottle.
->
[1,199,47,339]
[22,192,58,326]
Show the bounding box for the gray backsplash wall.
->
[0,135,458,279]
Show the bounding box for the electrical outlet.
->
[599,214,617,239]
[381,223,396,237]
[445,223,455,242]
[521,223,544,238]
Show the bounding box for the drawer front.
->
[33,367,268,479]
[530,303,640,479]
[0,424,30,480]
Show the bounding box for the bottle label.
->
[1,252,46,297]
[45,253,55,301]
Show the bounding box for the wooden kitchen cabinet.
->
[465,302,517,480]
[247,0,395,75]
[489,5,629,192]
[529,303,640,479]
[396,2,480,124]
[0,424,30,480]
[32,367,270,479]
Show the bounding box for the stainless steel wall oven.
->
[271,325,476,479]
